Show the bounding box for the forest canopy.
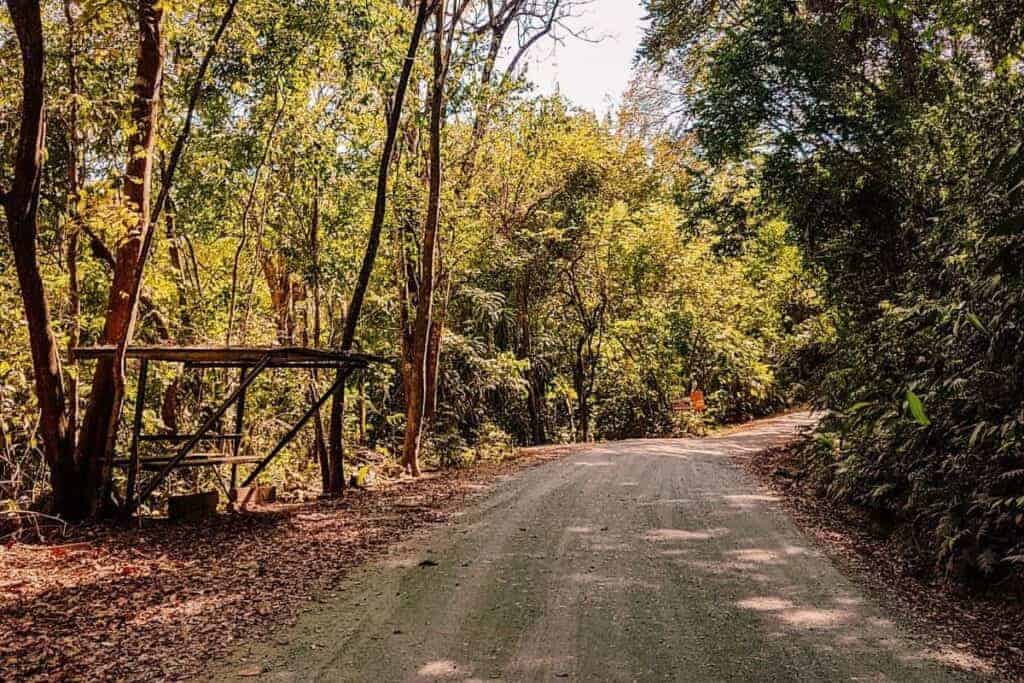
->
[4,0,1021,587]
[0,1,820,521]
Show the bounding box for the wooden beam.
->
[70,344,389,367]
[126,354,270,516]
[240,369,350,488]
[139,433,242,443]
[124,358,149,516]
[231,366,246,490]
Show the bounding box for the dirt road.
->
[212,413,985,682]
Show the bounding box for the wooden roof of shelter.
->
[73,345,393,517]
[71,345,390,368]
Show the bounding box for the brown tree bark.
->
[2,0,80,516]
[77,0,164,515]
[305,175,330,490]
[573,338,591,442]
[323,0,432,495]
[260,252,298,344]
[401,0,451,477]
[63,0,81,443]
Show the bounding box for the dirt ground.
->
[204,413,989,682]
[0,447,573,682]
[737,439,1024,682]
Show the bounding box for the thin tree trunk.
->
[328,381,346,491]
[514,272,546,444]
[77,0,164,515]
[151,0,239,226]
[325,0,431,494]
[402,0,448,477]
[574,337,591,442]
[340,0,431,352]
[307,174,329,488]
[226,107,283,345]
[358,372,367,444]
[2,0,79,516]
[63,0,81,444]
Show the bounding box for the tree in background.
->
[640,0,1024,579]
[1,0,823,519]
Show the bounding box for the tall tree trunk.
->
[306,175,330,490]
[328,381,346,491]
[2,0,79,516]
[325,0,431,494]
[514,272,546,444]
[357,372,367,444]
[63,0,81,444]
[574,338,591,442]
[77,0,164,515]
[340,0,430,352]
[402,0,448,477]
[227,106,283,345]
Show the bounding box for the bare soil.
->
[206,413,987,682]
[0,448,572,682]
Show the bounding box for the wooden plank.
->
[142,457,262,470]
[139,433,242,443]
[231,367,247,491]
[112,455,263,467]
[124,359,149,515]
[71,345,388,367]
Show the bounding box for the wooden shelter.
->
[71,345,388,517]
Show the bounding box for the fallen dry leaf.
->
[0,449,567,682]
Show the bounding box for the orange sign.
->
[690,390,706,412]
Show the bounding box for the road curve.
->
[212,413,984,682]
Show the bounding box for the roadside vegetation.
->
[641,0,1024,585]
[1,1,821,526]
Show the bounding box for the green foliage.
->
[642,0,1024,581]
[1,0,821,511]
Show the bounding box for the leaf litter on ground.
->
[0,448,568,682]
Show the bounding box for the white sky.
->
[523,0,648,115]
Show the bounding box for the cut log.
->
[228,484,276,509]
[168,490,218,521]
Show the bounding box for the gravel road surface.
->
[210,413,985,682]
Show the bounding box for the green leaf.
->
[966,313,987,334]
[968,422,986,449]
[906,390,931,426]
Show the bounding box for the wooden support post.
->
[128,354,270,517]
[230,366,247,491]
[124,358,149,516]
[241,368,350,488]
[358,371,367,444]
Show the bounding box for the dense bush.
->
[641,0,1024,580]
